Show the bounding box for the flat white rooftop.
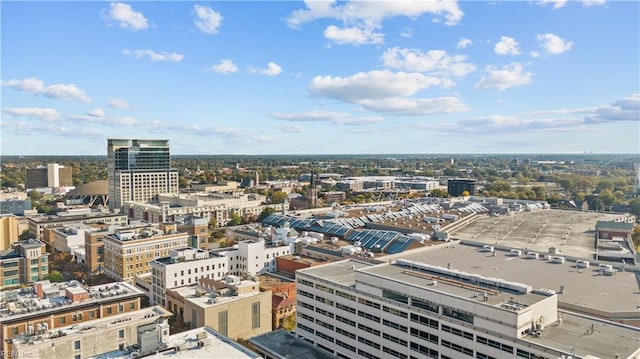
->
[387,243,640,318]
[449,210,626,260]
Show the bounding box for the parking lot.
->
[449,209,625,259]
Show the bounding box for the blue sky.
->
[1,0,639,155]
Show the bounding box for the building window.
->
[74,340,81,350]
[252,302,260,329]
[118,329,125,339]
[130,302,135,309]
[60,317,66,324]
[107,307,112,314]
[218,310,228,336]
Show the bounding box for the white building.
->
[295,247,640,359]
[50,223,97,257]
[149,247,229,307]
[215,239,294,277]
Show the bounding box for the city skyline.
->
[1,1,639,156]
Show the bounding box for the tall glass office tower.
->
[107,139,179,211]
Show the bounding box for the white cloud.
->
[475,63,533,91]
[494,36,521,55]
[584,93,639,123]
[122,49,184,62]
[382,47,476,77]
[439,94,638,136]
[1,77,91,103]
[3,107,61,122]
[400,27,413,38]
[69,108,106,122]
[194,4,223,34]
[108,98,131,109]
[536,33,573,55]
[106,2,149,31]
[308,70,446,103]
[272,110,383,126]
[323,25,384,45]
[288,1,464,28]
[210,59,238,74]
[88,108,105,118]
[272,110,348,122]
[530,51,540,58]
[112,117,139,127]
[537,0,568,10]
[276,124,305,133]
[260,62,282,76]
[360,97,470,116]
[287,1,463,46]
[581,0,606,6]
[456,38,472,49]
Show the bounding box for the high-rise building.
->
[107,139,179,211]
[25,163,73,190]
[447,178,478,197]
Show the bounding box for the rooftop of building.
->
[11,305,171,346]
[152,247,211,266]
[93,325,262,359]
[64,180,108,196]
[103,227,188,243]
[170,277,263,309]
[383,241,640,316]
[248,329,334,359]
[523,311,640,359]
[14,238,45,248]
[28,211,126,223]
[0,280,145,322]
[257,274,294,290]
[278,254,328,266]
[448,209,630,261]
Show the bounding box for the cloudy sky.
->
[1,1,638,155]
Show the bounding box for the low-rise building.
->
[213,239,294,277]
[149,247,229,307]
[102,225,191,284]
[28,212,127,246]
[0,214,21,251]
[123,192,283,227]
[169,276,272,340]
[50,223,97,258]
[0,280,146,355]
[92,325,262,359]
[0,239,49,289]
[12,305,172,359]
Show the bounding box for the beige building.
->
[27,212,128,246]
[0,239,50,290]
[0,214,20,251]
[102,225,190,284]
[123,192,283,227]
[107,139,179,211]
[0,280,146,355]
[169,276,272,340]
[11,305,171,359]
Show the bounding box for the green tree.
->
[430,189,449,198]
[270,191,288,204]
[226,213,243,226]
[629,197,640,217]
[45,270,64,283]
[18,229,31,240]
